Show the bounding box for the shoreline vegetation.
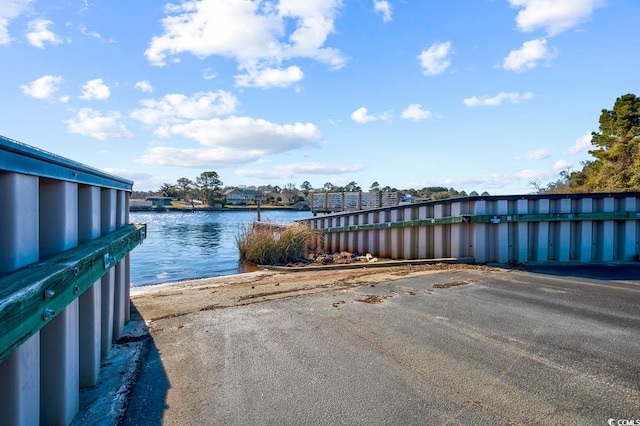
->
[236,222,321,265]
[235,222,390,268]
[129,199,305,212]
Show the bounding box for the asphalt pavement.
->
[123,265,640,425]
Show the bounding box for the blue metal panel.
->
[0,135,133,191]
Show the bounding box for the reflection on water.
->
[129,210,312,287]
[237,260,261,274]
[163,222,222,251]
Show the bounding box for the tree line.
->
[535,93,640,194]
[133,175,476,207]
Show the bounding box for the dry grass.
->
[236,223,323,265]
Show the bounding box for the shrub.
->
[236,222,322,265]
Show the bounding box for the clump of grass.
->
[236,222,323,265]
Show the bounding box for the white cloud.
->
[373,0,392,23]
[138,116,322,168]
[463,92,533,107]
[25,19,62,48]
[145,0,346,74]
[517,148,550,160]
[0,0,32,45]
[78,24,100,39]
[58,95,69,103]
[137,146,253,168]
[508,0,605,36]
[553,159,573,171]
[203,68,217,80]
[444,169,558,190]
[236,162,363,179]
[569,132,592,153]
[235,65,303,89]
[80,78,111,100]
[163,116,320,149]
[21,75,64,100]
[78,24,115,43]
[101,168,153,182]
[418,41,451,76]
[401,104,432,121]
[131,91,238,125]
[351,107,390,124]
[503,38,557,72]
[134,80,154,93]
[66,108,132,140]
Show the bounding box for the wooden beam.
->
[0,223,146,362]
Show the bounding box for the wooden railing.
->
[0,135,145,425]
[309,191,399,214]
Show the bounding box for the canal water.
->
[129,210,313,287]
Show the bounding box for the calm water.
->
[129,210,313,287]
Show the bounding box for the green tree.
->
[344,181,361,192]
[300,181,313,196]
[567,94,640,192]
[159,183,178,198]
[196,171,223,206]
[323,182,337,192]
[176,177,194,201]
[369,181,380,192]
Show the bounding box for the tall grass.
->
[236,222,322,265]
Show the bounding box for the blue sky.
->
[1,0,638,194]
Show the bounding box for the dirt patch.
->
[238,287,311,301]
[131,264,499,321]
[355,294,391,304]
[432,280,472,289]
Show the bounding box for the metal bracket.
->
[103,253,115,269]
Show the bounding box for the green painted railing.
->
[0,223,146,362]
[318,211,640,233]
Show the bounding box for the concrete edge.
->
[72,309,151,426]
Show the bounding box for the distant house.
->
[143,196,173,211]
[223,188,264,205]
[145,196,172,206]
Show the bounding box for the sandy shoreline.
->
[130,263,500,322]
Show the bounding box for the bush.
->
[236,222,322,265]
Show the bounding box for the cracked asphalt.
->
[124,264,640,425]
